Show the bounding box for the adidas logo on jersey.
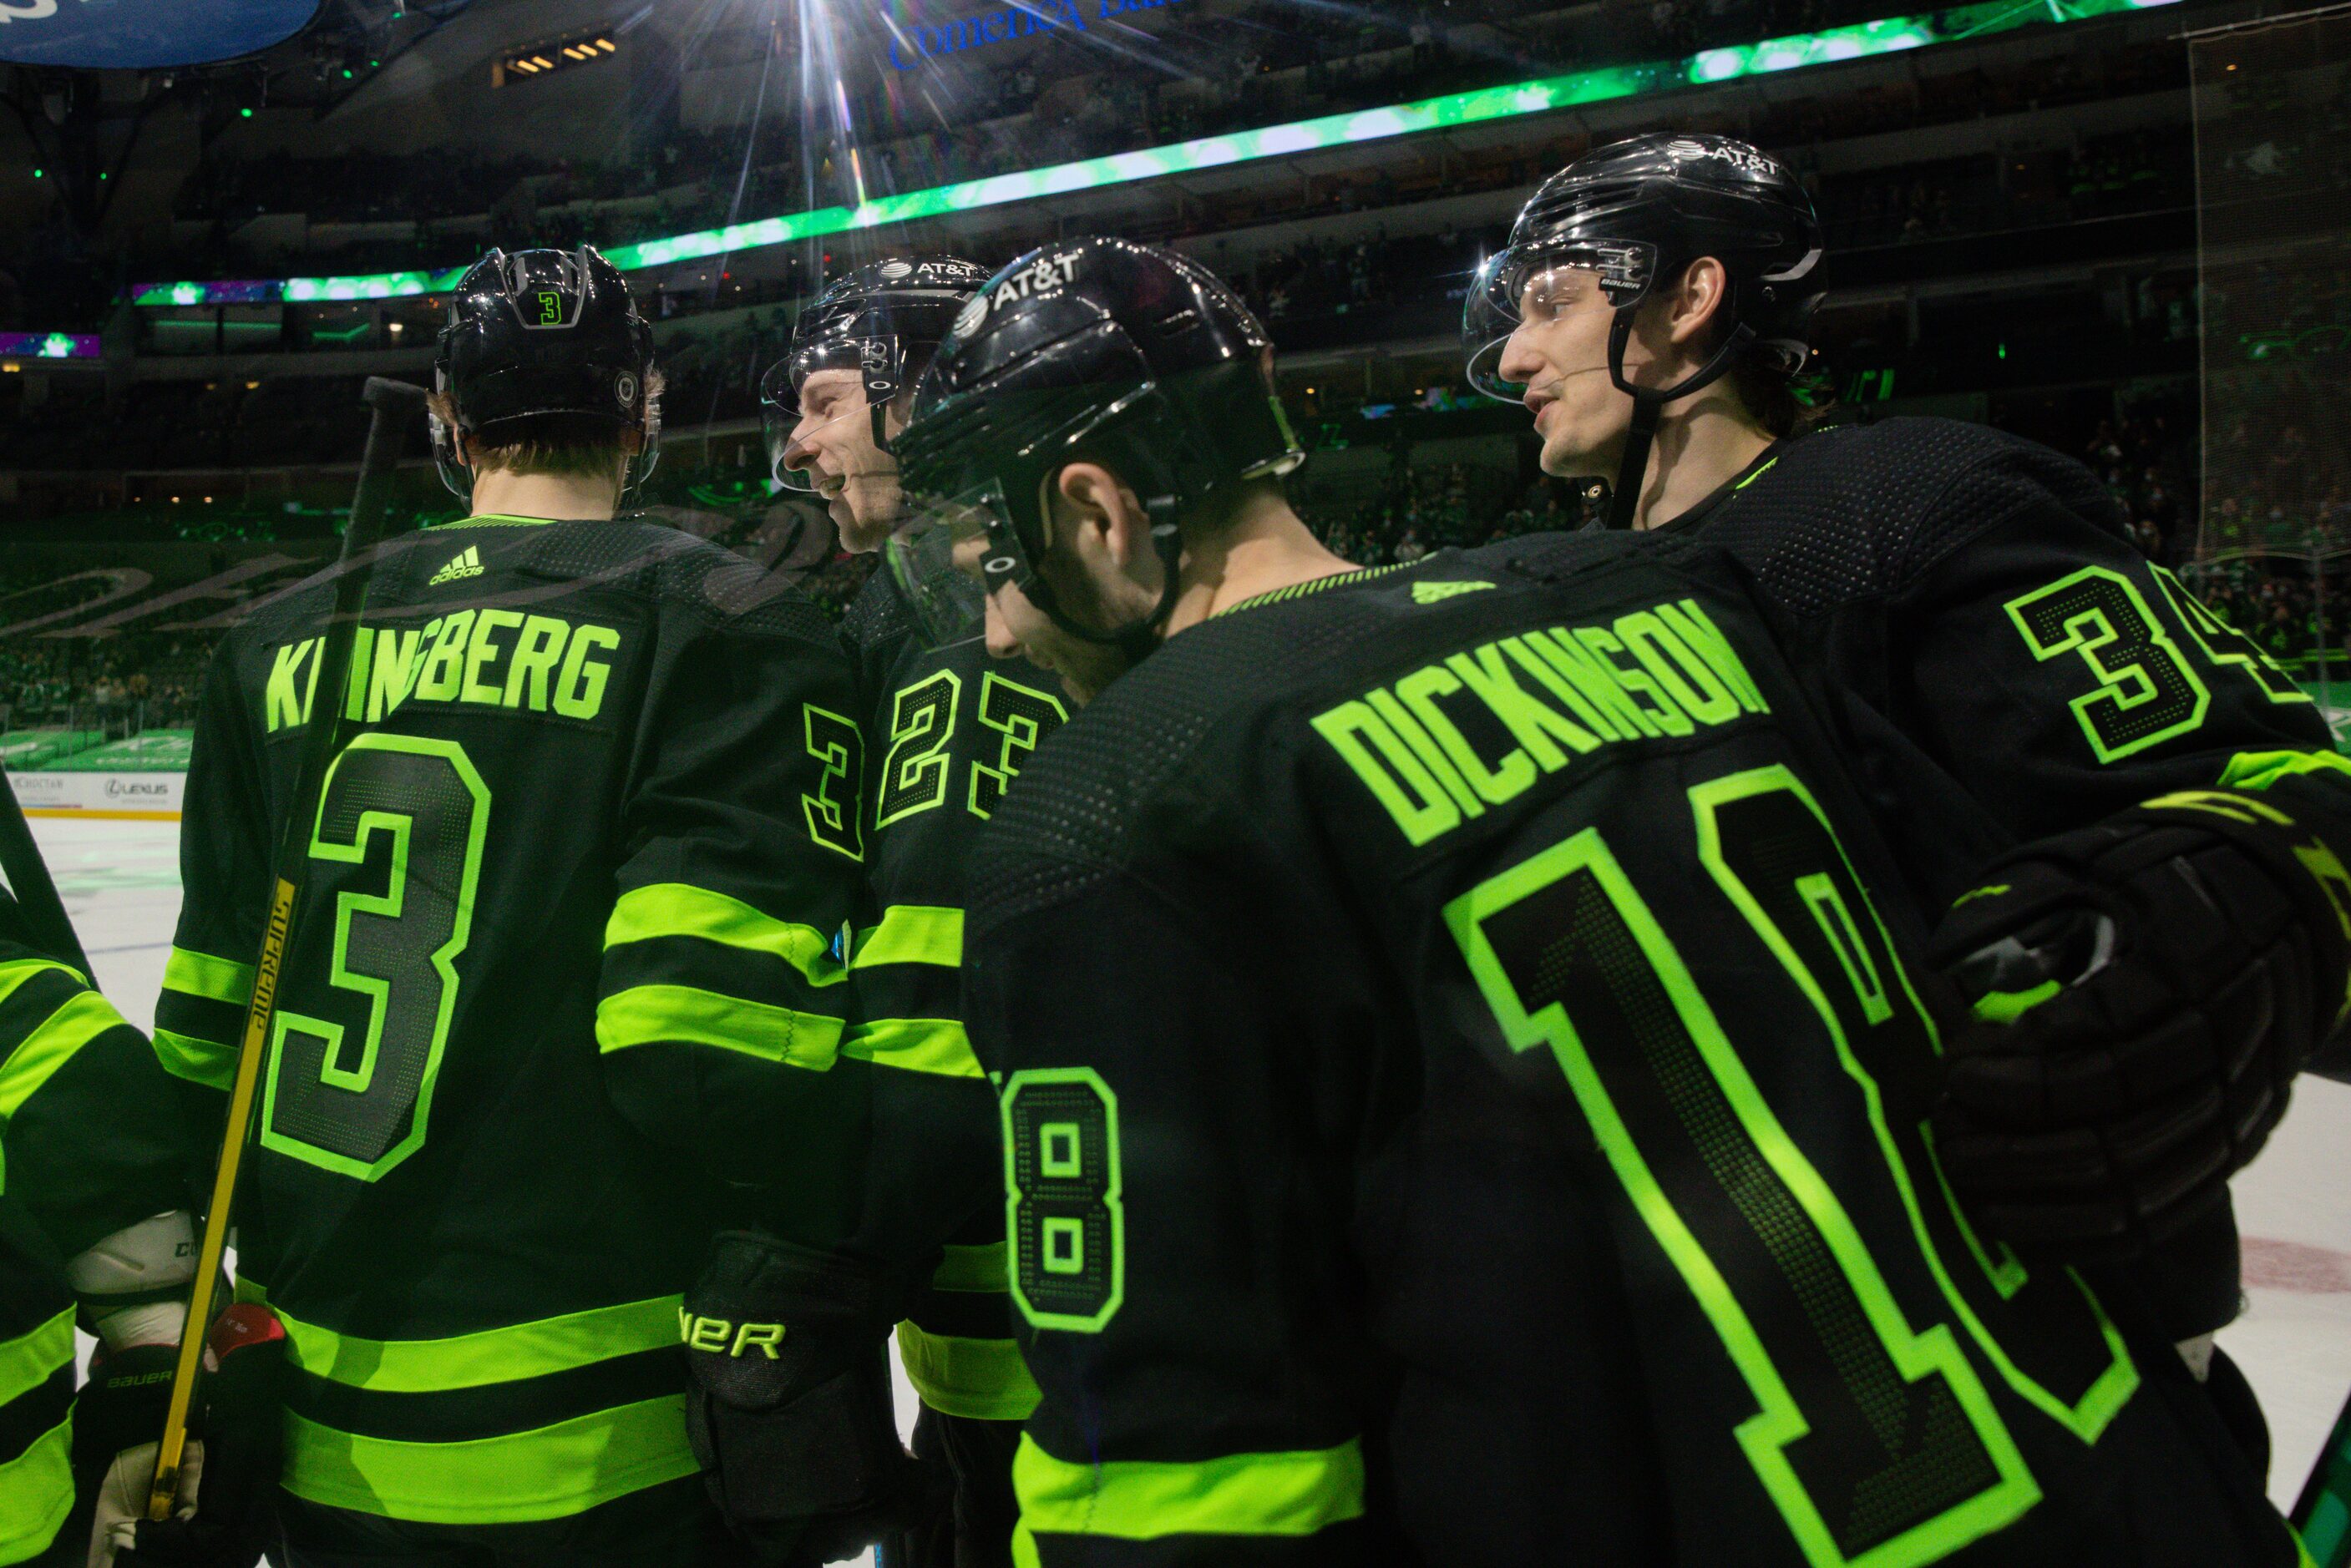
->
[429,546,484,586]
[1412,580,1495,604]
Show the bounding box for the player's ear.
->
[1052,463,1143,568]
[1666,256,1731,348]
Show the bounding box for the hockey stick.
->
[145,376,428,1521]
[0,767,91,979]
[2297,1386,2351,1567]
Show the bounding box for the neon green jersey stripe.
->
[851,905,963,970]
[280,1295,681,1393]
[152,1028,236,1091]
[0,961,75,1010]
[931,1241,1008,1293]
[0,990,127,1125]
[2218,749,2351,791]
[839,1017,981,1079]
[281,1395,697,1525]
[0,1308,70,1410]
[0,1416,71,1561]
[896,1323,1039,1423]
[595,984,842,1069]
[606,883,844,988]
[1014,1433,1366,1540]
[162,946,256,1006]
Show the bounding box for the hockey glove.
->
[84,1304,287,1568]
[682,1232,942,1560]
[1928,788,2351,1257]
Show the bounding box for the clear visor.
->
[1462,240,1657,402]
[759,341,894,493]
[884,478,1014,649]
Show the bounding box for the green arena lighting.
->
[241,107,255,118]
[133,0,2175,308]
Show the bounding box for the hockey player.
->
[0,1206,71,1566]
[758,255,1046,1567]
[1465,134,2351,1448]
[0,869,281,1568]
[884,234,2318,1564]
[143,247,878,1563]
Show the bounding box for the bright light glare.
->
[130,0,2171,308]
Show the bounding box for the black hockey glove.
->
[1928,788,2351,1258]
[683,1232,944,1562]
[77,1303,288,1568]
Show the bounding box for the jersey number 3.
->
[262,736,489,1181]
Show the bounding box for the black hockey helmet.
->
[762,255,993,492]
[887,236,1303,653]
[1466,134,1823,527]
[430,246,659,500]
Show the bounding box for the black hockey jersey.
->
[1661,416,2351,1333]
[1664,417,2344,906]
[0,883,203,1565]
[0,1201,71,1566]
[965,536,2299,1566]
[150,515,864,1528]
[839,569,1056,1423]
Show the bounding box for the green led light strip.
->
[135,0,2171,308]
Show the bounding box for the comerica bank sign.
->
[888,0,1191,71]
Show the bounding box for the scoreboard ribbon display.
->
[0,0,321,68]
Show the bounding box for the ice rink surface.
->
[32,813,2351,1519]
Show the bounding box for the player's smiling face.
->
[781,367,904,554]
[1497,265,1638,481]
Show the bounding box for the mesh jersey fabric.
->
[1662,416,2351,1339]
[152,514,864,1532]
[965,533,2298,1567]
[836,565,1061,1428]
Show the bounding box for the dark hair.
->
[1727,354,1811,438]
[428,382,658,479]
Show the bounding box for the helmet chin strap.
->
[1602,308,1755,530]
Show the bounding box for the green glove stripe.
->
[839,1016,983,1079]
[896,1322,1040,1422]
[1973,980,2061,1024]
[931,1241,1010,1293]
[605,883,844,989]
[595,984,843,1070]
[1012,1431,1366,1540]
[0,989,126,1126]
[277,1294,681,1393]
[162,945,257,1005]
[2217,749,2351,792]
[152,1026,237,1090]
[0,1416,72,1561]
[281,1395,697,1525]
[850,904,965,970]
[0,1308,70,1410]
